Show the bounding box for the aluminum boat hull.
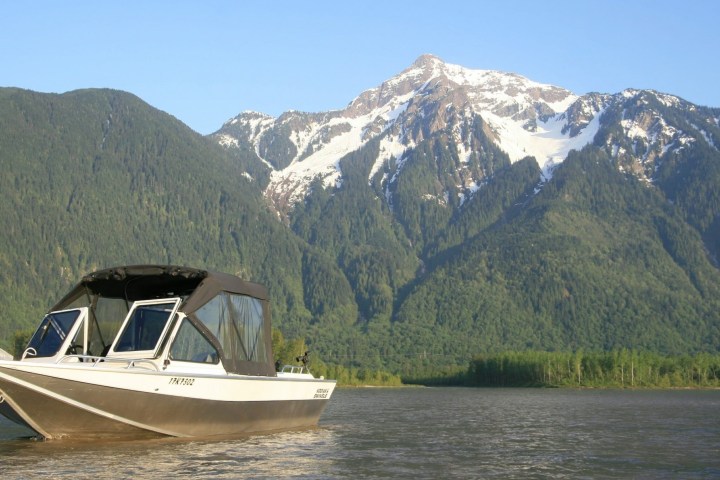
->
[0,361,335,440]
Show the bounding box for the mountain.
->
[214,54,720,260]
[214,54,720,368]
[0,88,354,348]
[216,55,718,211]
[1,54,719,374]
[215,55,581,209]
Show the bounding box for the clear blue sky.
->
[2,0,718,134]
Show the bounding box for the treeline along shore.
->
[466,350,720,388]
[316,350,720,388]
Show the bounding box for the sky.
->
[2,0,718,135]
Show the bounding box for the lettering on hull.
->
[314,388,329,399]
[169,377,195,386]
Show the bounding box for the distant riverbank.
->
[463,350,720,388]
[347,350,720,389]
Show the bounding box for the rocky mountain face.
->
[214,54,719,211]
[215,55,575,209]
[2,55,719,369]
[214,54,720,262]
[208,55,720,364]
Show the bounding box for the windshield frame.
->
[22,308,88,362]
[107,298,181,359]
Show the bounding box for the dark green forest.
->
[0,88,346,348]
[467,350,720,388]
[1,87,719,380]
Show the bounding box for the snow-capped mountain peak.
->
[212,55,713,213]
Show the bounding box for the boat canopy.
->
[52,265,276,376]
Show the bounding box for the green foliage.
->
[597,94,720,262]
[271,328,308,366]
[400,364,468,386]
[656,135,720,258]
[290,139,418,325]
[390,146,720,368]
[0,88,351,350]
[301,249,355,320]
[1,88,719,381]
[428,156,540,258]
[271,328,401,386]
[387,138,456,254]
[12,329,33,359]
[468,350,720,388]
[313,363,403,387]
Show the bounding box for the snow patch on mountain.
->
[485,106,604,178]
[364,56,592,182]
[371,133,413,180]
[269,89,419,199]
[280,57,581,186]
[217,133,239,148]
[703,130,717,150]
[619,103,696,160]
[214,55,635,210]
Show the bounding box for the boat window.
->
[26,310,82,358]
[114,302,176,352]
[91,297,130,354]
[64,295,130,356]
[195,292,268,363]
[169,318,219,364]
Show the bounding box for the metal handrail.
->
[125,359,160,371]
[57,355,160,371]
[280,365,307,374]
[21,347,37,361]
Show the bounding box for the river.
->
[1,387,719,478]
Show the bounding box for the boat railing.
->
[280,365,307,374]
[58,355,160,371]
[21,347,37,361]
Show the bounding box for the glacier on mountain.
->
[212,54,696,210]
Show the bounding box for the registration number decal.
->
[169,377,195,386]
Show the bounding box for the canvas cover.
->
[51,265,275,376]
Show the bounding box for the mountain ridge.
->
[213,55,719,223]
[0,56,719,372]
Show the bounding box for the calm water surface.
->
[1,388,719,479]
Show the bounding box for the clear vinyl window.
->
[26,310,81,358]
[194,292,267,363]
[114,302,176,353]
[169,318,219,364]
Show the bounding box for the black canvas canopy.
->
[52,265,276,376]
[53,265,268,310]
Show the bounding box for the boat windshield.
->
[114,301,177,353]
[26,310,82,358]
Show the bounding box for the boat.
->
[0,265,336,440]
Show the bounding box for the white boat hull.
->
[0,360,335,440]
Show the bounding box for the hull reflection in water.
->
[0,265,335,440]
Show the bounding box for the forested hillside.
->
[1,86,719,376]
[391,148,720,365]
[0,88,352,350]
[290,139,720,373]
